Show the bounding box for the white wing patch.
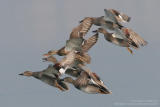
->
[90,78,97,85]
[59,68,66,74]
[112,33,116,38]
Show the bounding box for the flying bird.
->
[43,17,93,57]
[94,28,147,54]
[19,65,69,91]
[104,9,130,25]
[43,33,99,76]
[106,9,131,23]
[20,8,148,94]
[62,71,111,94]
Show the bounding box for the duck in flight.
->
[62,70,111,94]
[93,28,147,54]
[19,65,69,91]
[43,17,93,58]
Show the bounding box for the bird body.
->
[43,17,93,57]
[65,38,84,52]
[20,8,148,94]
[63,71,111,94]
[19,65,69,91]
[108,9,131,23]
[95,28,147,54]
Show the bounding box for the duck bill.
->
[18,73,24,75]
[43,54,50,57]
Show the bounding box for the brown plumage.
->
[70,17,93,38]
[82,32,99,53]
[50,50,90,75]
[42,55,58,64]
[82,67,108,90]
[108,9,131,23]
[19,65,69,91]
[62,71,111,94]
[80,16,122,31]
[44,32,99,66]
[43,17,93,57]
[122,28,148,47]
[95,28,147,54]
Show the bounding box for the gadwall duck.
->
[107,9,131,23]
[43,33,99,76]
[43,32,99,76]
[43,17,93,57]
[62,71,112,94]
[43,54,82,77]
[42,53,81,77]
[94,28,147,54]
[52,50,87,75]
[104,9,130,24]
[43,52,84,77]
[79,9,130,31]
[55,54,112,94]
[19,65,69,91]
[80,16,122,31]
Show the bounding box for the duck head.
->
[43,50,58,57]
[19,71,33,76]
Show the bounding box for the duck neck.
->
[58,47,66,56]
[92,16,104,26]
[98,29,109,37]
[32,72,42,79]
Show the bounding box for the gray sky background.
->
[0,0,160,107]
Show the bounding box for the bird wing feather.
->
[125,28,148,46]
[82,33,99,52]
[70,17,93,38]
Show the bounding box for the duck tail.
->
[58,80,69,91]
[99,85,112,94]
[129,41,139,49]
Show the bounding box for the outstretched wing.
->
[59,51,89,73]
[42,64,59,76]
[65,68,82,77]
[104,9,123,27]
[75,71,89,87]
[104,9,117,23]
[70,17,93,39]
[59,51,76,67]
[123,28,148,46]
[83,68,108,89]
[78,53,91,64]
[82,33,99,52]
[110,9,131,23]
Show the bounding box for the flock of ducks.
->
[19,9,147,94]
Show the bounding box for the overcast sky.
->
[0,0,160,107]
